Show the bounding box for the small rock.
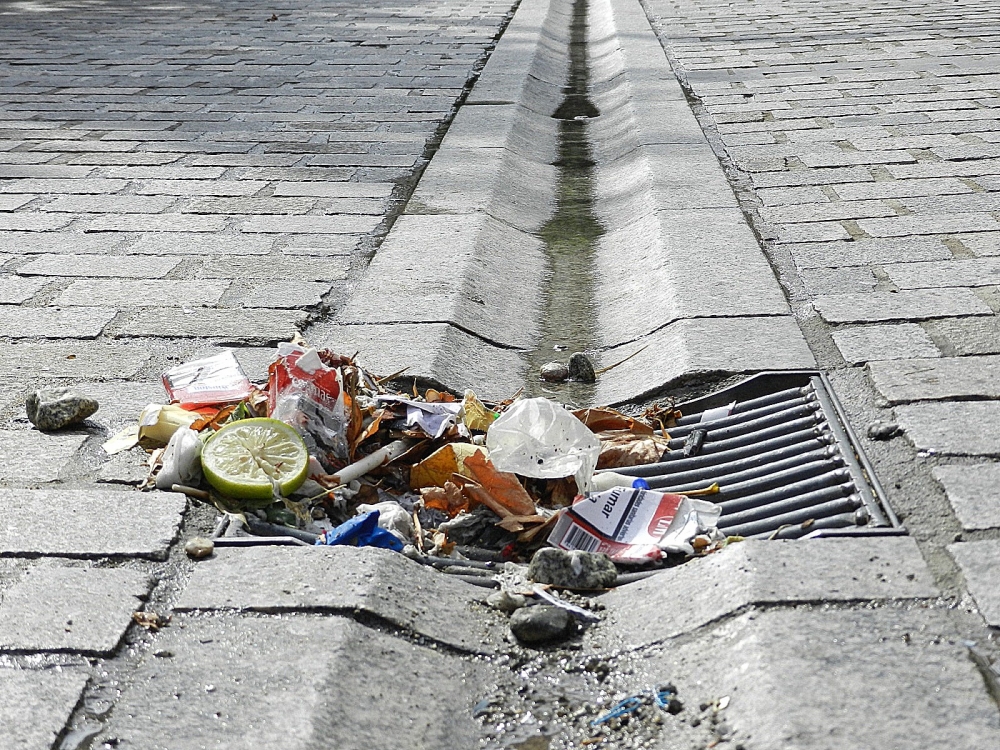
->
[487,590,528,613]
[867,420,900,441]
[184,536,215,559]
[509,605,575,644]
[528,547,617,589]
[25,388,98,431]
[540,362,569,382]
[568,352,596,383]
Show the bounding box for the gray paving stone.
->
[135,179,266,196]
[789,237,953,269]
[0,668,89,750]
[857,212,1000,237]
[176,546,496,653]
[632,607,1000,750]
[0,232,117,255]
[933,464,1000,531]
[832,177,973,201]
[41,195,175,213]
[337,214,544,349]
[0,431,88,483]
[800,266,877,294]
[197,255,350,281]
[602,537,935,648]
[0,194,34,211]
[0,563,150,655]
[896,401,1000,456]
[775,220,853,242]
[0,275,47,303]
[927,317,1000,356]
[813,288,992,324]
[0,306,116,338]
[237,281,331,309]
[950,541,1000,626]
[18,253,180,279]
[0,178,126,194]
[74,381,168,431]
[594,316,816,405]
[239,215,379,234]
[127,233,273,256]
[83,214,226,233]
[121,308,306,341]
[0,489,184,558]
[869,355,1000,403]
[957,232,1000,256]
[0,341,150,379]
[55,279,228,308]
[0,213,72,231]
[833,323,940,364]
[760,199,895,224]
[98,615,493,750]
[273,181,393,198]
[884,257,1000,289]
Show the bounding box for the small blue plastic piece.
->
[654,684,676,710]
[315,510,403,552]
[590,696,643,726]
[631,478,650,490]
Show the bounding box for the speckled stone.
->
[568,352,596,383]
[509,605,575,644]
[528,547,618,589]
[540,362,569,382]
[25,388,98,430]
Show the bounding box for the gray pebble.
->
[568,352,596,383]
[867,420,900,440]
[25,388,98,431]
[487,590,528,613]
[184,536,215,559]
[540,362,569,382]
[509,605,575,644]
[528,547,617,589]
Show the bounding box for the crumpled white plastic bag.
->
[155,427,203,490]
[485,397,601,491]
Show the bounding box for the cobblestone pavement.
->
[2,0,1000,747]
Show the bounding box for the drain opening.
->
[608,372,903,540]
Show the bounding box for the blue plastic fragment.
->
[654,684,676,710]
[631,478,650,490]
[590,696,643,726]
[314,510,404,552]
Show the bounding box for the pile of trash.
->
[99,340,727,569]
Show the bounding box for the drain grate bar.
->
[610,372,902,539]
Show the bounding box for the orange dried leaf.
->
[409,443,486,490]
[421,481,469,517]
[463,451,536,516]
[596,431,671,469]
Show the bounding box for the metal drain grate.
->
[608,372,903,540]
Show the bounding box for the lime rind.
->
[201,418,309,501]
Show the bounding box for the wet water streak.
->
[526,0,603,406]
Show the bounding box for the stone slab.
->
[0,306,117,338]
[801,266,878,295]
[869,355,1000,403]
[594,316,816,405]
[18,253,181,279]
[73,381,167,431]
[885,257,1000,289]
[632,607,1000,750]
[833,323,940,364]
[897,401,1000,456]
[98,615,493,750]
[176,546,496,654]
[336,214,544,349]
[596,210,791,346]
[196,255,350,281]
[83,214,226,233]
[926,317,1000,356]
[789,237,953,269]
[0,668,89,750]
[0,342,150,379]
[127,233,273,256]
[601,537,936,648]
[236,281,331,309]
[55,279,228,307]
[0,431,87,483]
[0,562,150,654]
[310,321,527,402]
[0,275,47,304]
[121,308,306,341]
[239,215,379,234]
[949,540,1000,627]
[0,232,119,255]
[813,289,992,324]
[933,464,1000,531]
[0,489,185,558]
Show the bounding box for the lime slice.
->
[201,418,309,501]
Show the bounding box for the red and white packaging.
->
[162,350,253,409]
[268,344,349,468]
[549,486,721,563]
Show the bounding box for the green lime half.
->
[201,418,309,502]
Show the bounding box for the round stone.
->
[487,590,528,613]
[540,362,570,382]
[25,388,99,431]
[184,536,215,559]
[509,605,575,644]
